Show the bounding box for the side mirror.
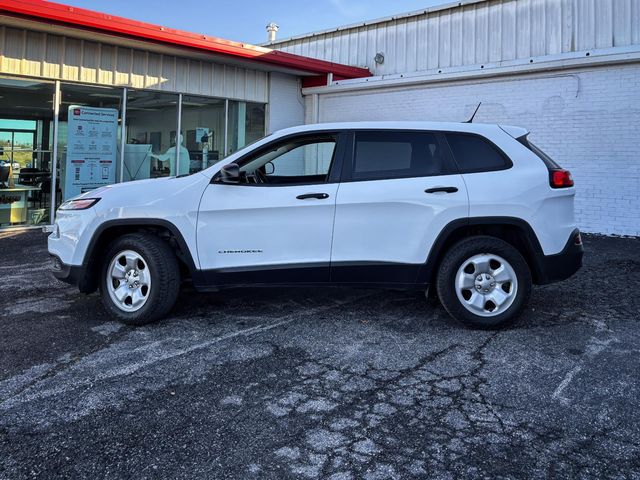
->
[265,161,275,175]
[219,162,240,183]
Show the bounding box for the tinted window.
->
[518,137,560,169]
[239,135,336,185]
[350,131,451,181]
[446,133,509,172]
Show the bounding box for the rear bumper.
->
[535,229,583,284]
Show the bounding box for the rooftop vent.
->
[266,22,279,43]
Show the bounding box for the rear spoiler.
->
[499,125,529,140]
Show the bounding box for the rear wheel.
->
[436,236,532,328]
[100,233,180,325]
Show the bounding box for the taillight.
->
[550,169,574,188]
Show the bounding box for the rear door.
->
[330,130,468,284]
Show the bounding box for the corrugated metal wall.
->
[0,25,269,103]
[271,0,640,76]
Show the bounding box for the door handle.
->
[425,186,458,194]
[296,193,329,200]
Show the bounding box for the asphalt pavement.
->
[0,230,639,479]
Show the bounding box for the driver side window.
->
[240,135,337,185]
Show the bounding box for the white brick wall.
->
[307,63,640,236]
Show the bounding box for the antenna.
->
[465,102,482,123]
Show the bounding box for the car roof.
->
[273,121,528,138]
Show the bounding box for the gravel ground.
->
[0,230,639,479]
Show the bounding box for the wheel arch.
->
[77,219,197,294]
[419,217,546,287]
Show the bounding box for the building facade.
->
[269,0,640,236]
[0,0,368,229]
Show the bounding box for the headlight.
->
[58,198,101,210]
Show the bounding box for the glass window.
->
[227,101,266,156]
[179,95,226,174]
[58,84,123,202]
[351,131,451,181]
[124,90,179,179]
[446,133,509,172]
[0,77,55,227]
[518,137,561,169]
[239,136,337,185]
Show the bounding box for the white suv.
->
[48,122,583,328]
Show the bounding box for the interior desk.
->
[0,185,41,224]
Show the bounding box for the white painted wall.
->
[268,72,305,133]
[306,63,640,236]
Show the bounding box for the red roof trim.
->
[0,0,371,79]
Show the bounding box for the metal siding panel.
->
[348,30,359,68]
[530,0,546,57]
[24,30,44,77]
[501,0,517,60]
[612,0,631,46]
[426,13,439,70]
[475,3,489,64]
[63,36,81,82]
[405,17,418,72]
[2,27,23,75]
[595,0,614,48]
[576,0,596,51]
[212,61,224,97]
[130,50,146,88]
[633,0,640,44]
[80,41,99,83]
[395,19,408,73]
[339,29,350,65]
[186,59,200,95]
[146,52,161,90]
[516,0,532,58]
[385,22,397,74]
[416,15,429,70]
[375,25,387,74]
[438,12,451,68]
[560,0,574,52]
[98,44,114,85]
[461,6,477,65]
[201,61,213,96]
[174,57,188,92]
[545,0,563,54]
[366,26,377,71]
[449,8,463,67]
[115,46,131,86]
[488,1,502,62]
[162,56,176,92]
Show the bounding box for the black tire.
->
[99,233,180,325]
[436,236,532,329]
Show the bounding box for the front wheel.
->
[100,233,180,325]
[436,236,532,328]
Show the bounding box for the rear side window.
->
[446,133,511,173]
[518,137,561,169]
[349,131,452,181]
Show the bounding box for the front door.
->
[331,130,469,284]
[196,132,345,285]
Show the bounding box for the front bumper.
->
[535,229,584,284]
[50,254,86,288]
